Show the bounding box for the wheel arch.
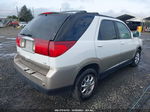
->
[137,46,142,53]
[73,63,100,86]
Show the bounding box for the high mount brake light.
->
[40,12,59,15]
[41,12,53,15]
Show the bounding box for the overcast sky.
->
[0,0,150,18]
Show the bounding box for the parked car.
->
[8,21,19,27]
[0,19,6,28]
[0,22,5,28]
[19,22,27,27]
[14,11,143,101]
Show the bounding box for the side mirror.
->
[133,31,141,38]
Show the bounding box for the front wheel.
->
[130,50,141,67]
[72,68,98,101]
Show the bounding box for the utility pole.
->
[32,7,34,17]
[16,6,19,21]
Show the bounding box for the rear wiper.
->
[20,33,32,37]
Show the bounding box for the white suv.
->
[14,11,142,101]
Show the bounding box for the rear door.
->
[95,19,122,71]
[17,14,69,66]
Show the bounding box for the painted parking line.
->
[0,53,16,58]
[6,38,16,40]
[129,84,150,111]
[0,36,5,38]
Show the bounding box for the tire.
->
[72,68,98,101]
[130,50,141,67]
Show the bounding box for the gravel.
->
[0,27,150,111]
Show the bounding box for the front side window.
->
[116,22,131,39]
[98,20,117,40]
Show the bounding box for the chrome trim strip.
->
[22,36,34,41]
[105,59,130,72]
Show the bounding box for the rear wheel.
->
[73,68,98,101]
[130,50,141,67]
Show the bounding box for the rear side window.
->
[98,20,117,40]
[20,14,69,40]
[116,22,131,39]
[55,14,94,41]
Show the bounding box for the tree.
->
[18,5,33,22]
[7,15,18,20]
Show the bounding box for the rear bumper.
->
[14,54,76,95]
[14,63,72,95]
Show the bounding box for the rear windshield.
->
[20,14,69,40]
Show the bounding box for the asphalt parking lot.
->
[0,27,150,111]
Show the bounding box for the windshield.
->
[20,14,69,40]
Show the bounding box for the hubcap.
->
[135,52,140,64]
[80,75,95,97]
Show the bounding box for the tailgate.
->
[17,36,50,66]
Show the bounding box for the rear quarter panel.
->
[47,16,101,80]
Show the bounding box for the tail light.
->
[49,41,76,57]
[16,36,21,47]
[18,37,76,57]
[16,36,26,48]
[33,43,35,51]
[20,39,26,48]
[34,38,49,56]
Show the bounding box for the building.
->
[117,14,135,22]
[117,14,143,31]
[143,17,150,32]
[126,18,143,31]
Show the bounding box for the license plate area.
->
[22,39,34,53]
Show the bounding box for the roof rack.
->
[40,10,115,19]
[98,14,115,19]
[76,11,115,19]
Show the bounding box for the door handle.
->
[121,42,125,45]
[97,45,103,47]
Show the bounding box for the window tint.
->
[20,14,69,40]
[55,14,94,41]
[98,20,117,40]
[116,22,131,39]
